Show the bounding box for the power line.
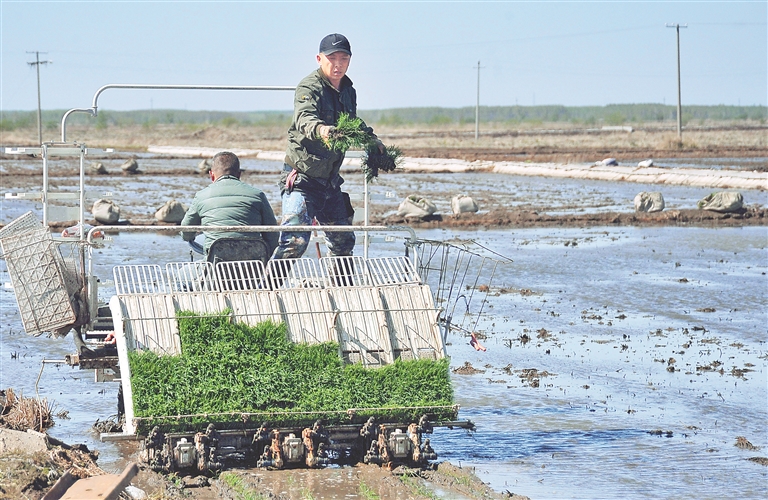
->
[27,51,52,145]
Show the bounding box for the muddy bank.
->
[211,462,527,500]
[373,207,768,229]
[0,435,527,500]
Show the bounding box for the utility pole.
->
[27,51,52,145]
[474,61,484,140]
[665,24,687,139]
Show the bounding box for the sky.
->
[1,1,765,113]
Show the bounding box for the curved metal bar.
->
[91,83,295,109]
[61,83,295,142]
[60,108,96,142]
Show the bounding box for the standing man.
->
[273,33,384,262]
[181,151,278,259]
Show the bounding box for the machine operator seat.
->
[207,237,270,291]
[207,237,269,266]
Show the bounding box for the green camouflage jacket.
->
[284,68,376,182]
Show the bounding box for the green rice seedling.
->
[397,474,438,500]
[300,488,316,500]
[361,144,403,182]
[128,312,455,433]
[219,471,268,500]
[359,480,380,500]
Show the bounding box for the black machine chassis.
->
[139,415,474,473]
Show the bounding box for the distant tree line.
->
[363,104,767,126]
[0,104,765,131]
[0,109,293,131]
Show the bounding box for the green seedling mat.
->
[128,311,455,433]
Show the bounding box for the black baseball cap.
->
[319,33,351,56]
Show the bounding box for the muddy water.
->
[1,157,766,499]
[425,225,767,499]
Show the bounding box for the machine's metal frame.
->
[0,83,503,472]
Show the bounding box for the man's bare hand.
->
[317,124,336,140]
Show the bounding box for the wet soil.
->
[0,433,104,500]
[212,462,527,500]
[373,207,768,229]
[0,436,527,500]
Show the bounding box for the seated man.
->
[181,151,277,260]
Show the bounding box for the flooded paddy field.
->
[431,225,767,499]
[0,156,766,499]
[1,154,766,225]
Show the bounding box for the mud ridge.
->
[373,207,768,229]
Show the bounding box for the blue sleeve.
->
[180,198,201,242]
[259,192,279,256]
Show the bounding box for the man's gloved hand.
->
[317,124,336,140]
[373,138,386,154]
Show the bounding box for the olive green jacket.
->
[180,175,278,255]
[284,69,376,181]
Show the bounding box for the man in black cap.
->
[272,33,383,263]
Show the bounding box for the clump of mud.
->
[517,368,555,388]
[735,436,759,450]
[648,429,674,438]
[452,361,486,375]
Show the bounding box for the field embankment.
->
[2,121,766,167]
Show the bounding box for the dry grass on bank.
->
[0,388,54,433]
[2,121,765,153]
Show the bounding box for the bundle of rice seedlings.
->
[361,144,403,182]
[324,113,371,153]
[325,113,403,182]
